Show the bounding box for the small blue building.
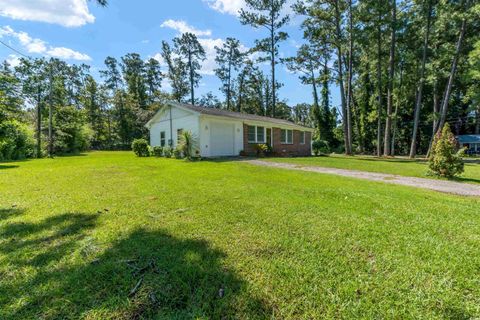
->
[457,135,480,155]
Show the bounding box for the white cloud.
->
[0,26,91,61]
[151,53,166,66]
[160,19,212,37]
[203,0,245,16]
[0,0,95,27]
[46,47,91,61]
[6,54,20,67]
[198,38,223,75]
[204,0,296,17]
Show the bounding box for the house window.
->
[247,125,266,143]
[281,129,293,144]
[248,126,256,143]
[177,129,183,144]
[257,126,265,143]
[160,131,166,147]
[300,131,305,144]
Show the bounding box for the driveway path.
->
[245,160,480,197]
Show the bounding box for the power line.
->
[0,40,30,59]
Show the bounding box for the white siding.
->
[199,116,243,157]
[149,107,200,149]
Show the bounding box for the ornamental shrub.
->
[428,123,464,178]
[173,146,184,159]
[132,138,150,157]
[312,140,330,156]
[0,120,35,160]
[253,144,268,157]
[152,146,163,157]
[163,146,173,158]
[178,130,199,159]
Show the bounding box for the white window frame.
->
[177,128,183,144]
[300,131,305,144]
[247,125,266,144]
[281,129,293,144]
[160,131,166,147]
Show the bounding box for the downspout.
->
[169,105,173,147]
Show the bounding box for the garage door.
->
[210,122,235,156]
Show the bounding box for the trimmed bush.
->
[173,147,184,159]
[152,146,163,157]
[163,147,173,158]
[428,124,464,178]
[131,139,150,157]
[312,140,330,156]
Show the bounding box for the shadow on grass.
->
[0,208,24,221]
[0,212,271,319]
[0,164,19,170]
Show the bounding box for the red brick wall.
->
[242,123,311,156]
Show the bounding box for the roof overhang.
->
[144,101,200,128]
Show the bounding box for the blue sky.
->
[0,0,340,107]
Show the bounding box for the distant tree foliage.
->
[1,0,480,160]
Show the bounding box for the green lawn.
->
[266,154,480,184]
[1,152,479,319]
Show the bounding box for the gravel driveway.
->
[246,160,480,197]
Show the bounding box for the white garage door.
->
[210,122,235,156]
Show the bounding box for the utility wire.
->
[0,40,30,58]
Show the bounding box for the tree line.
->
[1,0,479,160]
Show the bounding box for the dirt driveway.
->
[246,160,480,197]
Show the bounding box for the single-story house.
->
[457,134,480,155]
[145,102,315,157]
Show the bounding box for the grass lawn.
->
[266,154,480,184]
[1,151,479,319]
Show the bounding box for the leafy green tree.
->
[145,58,163,103]
[15,58,48,157]
[173,33,206,105]
[214,37,245,110]
[161,41,189,103]
[240,0,289,117]
[428,123,464,177]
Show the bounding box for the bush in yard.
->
[163,146,173,158]
[0,120,35,160]
[253,144,268,157]
[152,146,163,157]
[132,139,150,157]
[428,123,465,178]
[312,140,330,156]
[178,130,199,159]
[173,146,184,159]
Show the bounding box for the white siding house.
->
[146,102,314,157]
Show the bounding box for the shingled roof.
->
[169,102,315,131]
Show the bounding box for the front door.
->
[266,128,272,147]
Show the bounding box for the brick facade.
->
[242,123,311,157]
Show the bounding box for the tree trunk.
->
[376,12,383,157]
[188,52,195,105]
[270,12,276,118]
[384,0,396,156]
[334,0,349,155]
[345,0,354,154]
[391,60,404,156]
[227,49,232,110]
[409,0,432,158]
[238,73,244,112]
[36,90,42,158]
[432,77,439,133]
[434,18,467,136]
[475,107,480,134]
[311,67,319,110]
[48,67,53,158]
